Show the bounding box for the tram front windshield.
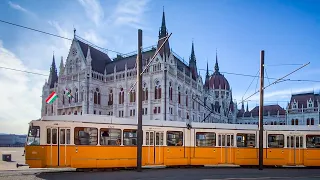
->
[26,125,40,146]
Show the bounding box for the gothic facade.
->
[41,11,238,124]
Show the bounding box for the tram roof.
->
[38,115,189,128]
[34,115,320,131]
[264,125,320,131]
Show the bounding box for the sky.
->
[0,0,319,134]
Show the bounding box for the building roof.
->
[289,92,320,109]
[77,39,112,74]
[237,104,286,117]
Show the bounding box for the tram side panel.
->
[163,128,189,166]
[191,129,220,165]
[233,130,258,166]
[264,131,287,166]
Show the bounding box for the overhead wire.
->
[0,19,316,107]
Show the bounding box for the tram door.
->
[146,131,164,165]
[58,128,71,167]
[218,134,234,164]
[287,135,303,165]
[47,127,70,167]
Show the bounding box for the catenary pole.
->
[136,29,143,172]
[259,50,265,170]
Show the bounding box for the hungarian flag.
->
[66,88,73,98]
[46,91,58,104]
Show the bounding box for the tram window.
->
[52,129,57,144]
[286,136,303,148]
[146,132,154,145]
[47,128,51,144]
[196,132,216,146]
[60,129,65,144]
[74,127,98,145]
[237,133,256,147]
[66,129,70,144]
[268,134,284,148]
[100,128,121,146]
[27,126,40,146]
[123,129,137,146]
[167,131,183,146]
[306,135,320,148]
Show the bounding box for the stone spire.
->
[206,61,210,79]
[246,102,249,112]
[189,41,198,79]
[157,7,170,56]
[59,56,64,76]
[48,53,58,89]
[214,49,220,74]
[159,7,167,39]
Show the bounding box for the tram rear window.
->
[100,128,121,146]
[306,135,320,148]
[196,132,216,147]
[237,133,256,148]
[74,127,98,145]
[27,126,40,146]
[167,131,183,146]
[268,134,284,148]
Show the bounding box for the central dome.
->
[209,72,230,90]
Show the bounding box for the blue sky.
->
[0,0,319,134]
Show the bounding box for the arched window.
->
[311,118,314,125]
[94,88,100,104]
[169,82,173,101]
[119,87,124,104]
[130,87,136,102]
[274,121,277,125]
[80,89,84,102]
[295,119,299,125]
[178,86,181,104]
[75,88,79,103]
[291,119,294,125]
[62,91,65,105]
[192,94,195,109]
[68,89,72,104]
[185,90,188,107]
[307,118,310,125]
[154,80,161,99]
[143,83,148,101]
[108,89,113,105]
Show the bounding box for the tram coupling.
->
[16,163,29,168]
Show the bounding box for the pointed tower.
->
[204,61,210,89]
[246,102,249,112]
[157,8,170,57]
[48,54,58,89]
[189,41,198,80]
[214,49,220,75]
[59,56,64,76]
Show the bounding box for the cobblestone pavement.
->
[1,167,320,180]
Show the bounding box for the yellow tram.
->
[24,115,320,169]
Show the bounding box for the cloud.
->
[0,40,46,134]
[112,0,151,29]
[8,1,35,16]
[77,0,104,26]
[236,86,320,106]
[83,30,107,47]
[47,21,73,51]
